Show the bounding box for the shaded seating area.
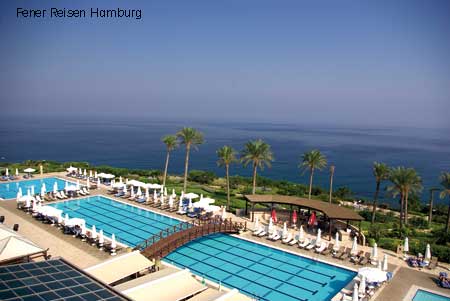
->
[118,269,208,301]
[84,250,154,285]
[0,224,49,265]
[244,194,364,241]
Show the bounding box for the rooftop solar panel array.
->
[0,258,130,301]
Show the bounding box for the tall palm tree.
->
[217,146,237,210]
[240,139,274,194]
[439,172,450,234]
[387,167,422,228]
[299,150,327,199]
[161,135,178,188]
[329,165,335,204]
[176,127,204,192]
[371,162,390,224]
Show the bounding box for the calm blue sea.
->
[0,116,449,206]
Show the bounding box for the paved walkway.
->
[375,267,450,300]
[0,199,109,269]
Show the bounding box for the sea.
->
[0,115,449,206]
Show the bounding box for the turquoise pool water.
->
[165,233,356,301]
[413,289,450,301]
[49,195,181,246]
[0,177,69,200]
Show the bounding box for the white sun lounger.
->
[282,233,292,244]
[56,192,65,200]
[253,227,264,236]
[257,228,267,237]
[289,235,299,246]
[298,238,310,248]
[78,190,86,196]
[60,191,69,198]
[305,239,317,250]
[271,231,281,241]
[82,187,90,194]
[315,242,327,253]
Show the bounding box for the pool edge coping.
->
[0,176,77,200]
[403,285,450,301]
[48,194,187,248]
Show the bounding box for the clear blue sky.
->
[1,0,449,128]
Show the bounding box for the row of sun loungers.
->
[253,227,374,265]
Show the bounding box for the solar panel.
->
[0,258,131,301]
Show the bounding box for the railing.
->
[135,218,247,260]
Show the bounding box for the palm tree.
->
[240,139,274,194]
[217,146,237,210]
[371,162,390,224]
[176,127,204,192]
[387,167,422,228]
[299,150,327,199]
[329,165,335,204]
[439,172,450,234]
[161,135,178,188]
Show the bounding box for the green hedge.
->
[377,237,450,263]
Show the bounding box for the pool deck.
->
[379,267,450,300]
[2,171,450,301]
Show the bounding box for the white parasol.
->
[91,225,97,239]
[111,234,117,249]
[299,225,305,242]
[268,217,274,234]
[359,275,366,297]
[254,216,259,231]
[404,237,409,253]
[382,254,388,271]
[372,243,378,261]
[425,244,431,262]
[98,230,104,246]
[351,236,358,255]
[334,232,340,251]
[358,267,387,283]
[316,228,322,246]
[352,283,359,301]
[221,206,227,219]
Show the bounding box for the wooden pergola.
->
[244,194,364,240]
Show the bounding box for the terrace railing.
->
[135,218,246,260]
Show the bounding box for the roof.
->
[120,269,207,301]
[85,250,153,285]
[244,194,364,221]
[0,236,44,263]
[0,224,20,240]
[189,288,253,301]
[0,258,132,301]
[114,266,179,291]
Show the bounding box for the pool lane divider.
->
[203,234,334,282]
[49,194,185,247]
[183,241,326,289]
[166,253,309,301]
[232,233,359,273]
[170,242,320,296]
[53,198,175,246]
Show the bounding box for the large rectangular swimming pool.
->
[165,233,356,301]
[0,177,70,200]
[49,196,355,301]
[49,195,181,246]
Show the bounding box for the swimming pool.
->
[165,233,356,301]
[413,289,450,301]
[0,177,70,200]
[48,195,181,246]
